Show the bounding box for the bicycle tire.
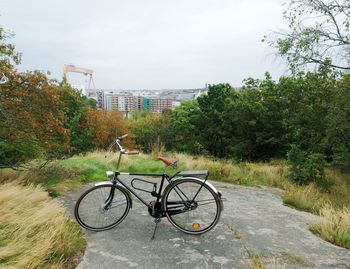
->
[74,183,131,231]
[162,177,221,235]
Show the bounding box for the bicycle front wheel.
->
[74,184,131,231]
[162,178,221,235]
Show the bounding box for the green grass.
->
[0,253,21,265]
[279,252,311,266]
[2,151,349,211]
[249,252,266,269]
[121,156,167,173]
[310,206,350,249]
[282,167,350,214]
[59,157,112,182]
[1,150,350,249]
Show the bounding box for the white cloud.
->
[1,0,287,89]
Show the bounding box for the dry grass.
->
[310,205,350,249]
[173,153,350,249]
[324,168,350,209]
[245,163,290,189]
[0,182,85,268]
[173,153,290,188]
[2,151,349,251]
[249,252,266,269]
[282,184,329,213]
[173,153,235,180]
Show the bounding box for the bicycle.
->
[74,134,224,238]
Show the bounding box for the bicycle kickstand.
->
[151,218,161,240]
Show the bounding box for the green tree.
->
[131,113,171,153]
[325,74,350,171]
[0,26,129,167]
[267,0,350,72]
[224,73,286,160]
[170,100,203,154]
[278,68,337,155]
[196,84,233,157]
[0,27,21,67]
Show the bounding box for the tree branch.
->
[309,57,350,69]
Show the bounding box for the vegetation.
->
[0,182,85,269]
[127,68,348,184]
[310,206,350,249]
[266,0,350,72]
[1,0,350,262]
[1,151,350,251]
[287,145,326,185]
[60,153,350,249]
[249,252,266,269]
[0,26,130,168]
[131,111,171,154]
[248,251,311,268]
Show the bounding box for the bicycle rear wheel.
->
[162,178,221,235]
[74,184,131,231]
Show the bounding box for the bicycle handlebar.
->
[115,134,128,151]
[119,134,128,140]
[126,151,139,155]
[115,134,139,155]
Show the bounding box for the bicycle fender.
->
[94,181,113,186]
[94,182,133,208]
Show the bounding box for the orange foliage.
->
[1,28,133,165]
[0,69,71,155]
[81,108,134,150]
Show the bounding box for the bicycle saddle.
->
[157,156,178,166]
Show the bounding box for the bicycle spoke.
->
[75,185,130,231]
[109,201,128,208]
[164,179,221,234]
[196,201,218,207]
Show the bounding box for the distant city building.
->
[97,87,207,115]
[147,96,174,113]
[135,95,143,111]
[97,91,104,109]
[104,92,135,113]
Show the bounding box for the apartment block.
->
[104,92,135,112]
[98,88,206,114]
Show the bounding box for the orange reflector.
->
[192,223,200,230]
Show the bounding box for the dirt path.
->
[61,180,350,269]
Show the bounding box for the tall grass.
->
[0,182,85,269]
[173,153,290,188]
[310,206,350,249]
[282,184,329,213]
[1,150,349,249]
[170,153,350,249]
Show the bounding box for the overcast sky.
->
[1,0,287,89]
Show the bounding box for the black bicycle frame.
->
[109,137,209,213]
[112,171,172,207]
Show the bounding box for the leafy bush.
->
[287,145,326,185]
[332,145,350,172]
[131,112,171,154]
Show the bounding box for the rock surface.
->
[61,179,350,269]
